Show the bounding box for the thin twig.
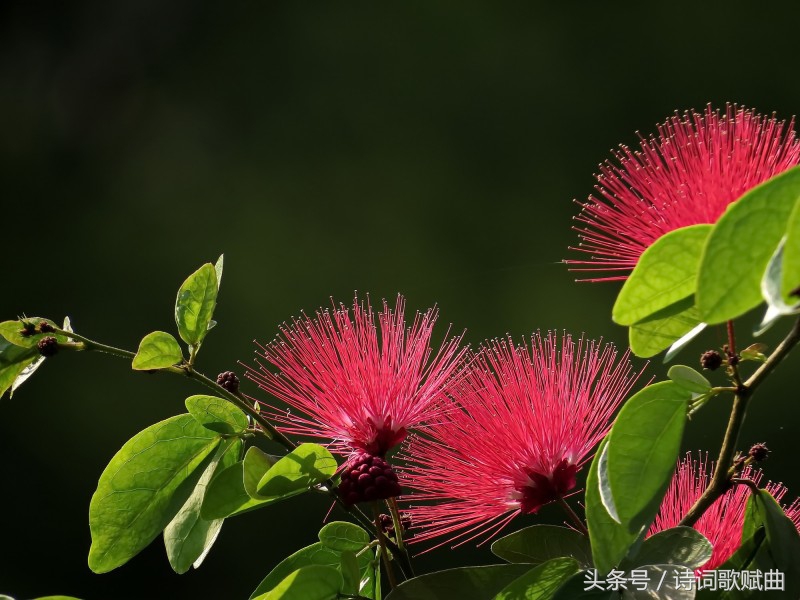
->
[679,317,800,527]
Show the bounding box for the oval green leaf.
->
[131,331,183,370]
[252,565,342,600]
[88,414,221,573]
[552,572,616,599]
[385,565,533,600]
[782,196,800,300]
[626,527,711,569]
[667,365,712,394]
[249,544,341,599]
[201,446,278,519]
[175,263,218,347]
[0,318,63,347]
[613,225,712,326]
[339,550,360,596]
[697,165,800,324]
[628,297,703,359]
[607,382,690,536]
[185,394,248,434]
[164,438,242,573]
[0,349,37,400]
[585,439,639,574]
[318,521,370,553]
[492,558,580,600]
[491,525,592,568]
[256,443,337,498]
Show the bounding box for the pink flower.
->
[649,453,799,570]
[567,104,800,281]
[245,295,466,457]
[399,333,642,548]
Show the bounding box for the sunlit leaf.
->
[88,414,220,573]
[164,438,242,573]
[491,525,592,568]
[628,297,703,359]
[252,565,342,600]
[175,263,218,347]
[256,443,337,498]
[318,521,370,553]
[667,365,712,394]
[131,331,183,370]
[697,165,800,324]
[613,225,711,326]
[492,557,580,600]
[185,394,248,435]
[606,382,690,538]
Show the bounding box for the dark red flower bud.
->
[37,336,58,357]
[216,371,240,394]
[748,443,769,462]
[700,350,723,371]
[37,321,55,333]
[20,321,36,337]
[337,453,402,506]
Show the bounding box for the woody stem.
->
[679,316,800,527]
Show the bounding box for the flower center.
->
[516,459,578,514]
[362,415,407,456]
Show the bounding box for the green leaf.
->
[9,355,46,398]
[0,318,63,347]
[163,438,242,574]
[586,439,639,574]
[385,565,533,600]
[740,343,767,363]
[697,165,800,324]
[88,414,221,573]
[201,446,277,519]
[185,394,248,434]
[214,254,224,290]
[249,543,341,598]
[619,564,695,599]
[252,565,342,600]
[340,550,360,596]
[0,355,36,399]
[755,239,800,335]
[491,525,592,567]
[552,572,616,599]
[492,558,581,600]
[607,382,690,535]
[783,197,800,300]
[752,489,800,595]
[626,527,712,569]
[613,225,712,326]
[31,597,84,600]
[667,365,712,394]
[628,297,703,359]
[131,331,183,370]
[318,521,371,553]
[175,263,218,347]
[256,443,337,498]
[0,335,39,398]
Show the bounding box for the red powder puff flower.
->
[245,295,466,457]
[399,332,642,548]
[567,104,800,281]
[649,453,799,571]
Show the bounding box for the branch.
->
[678,316,800,527]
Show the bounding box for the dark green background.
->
[2,2,799,598]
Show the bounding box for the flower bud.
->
[216,371,240,394]
[37,336,58,357]
[700,350,722,371]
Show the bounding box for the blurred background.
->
[2,1,800,598]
